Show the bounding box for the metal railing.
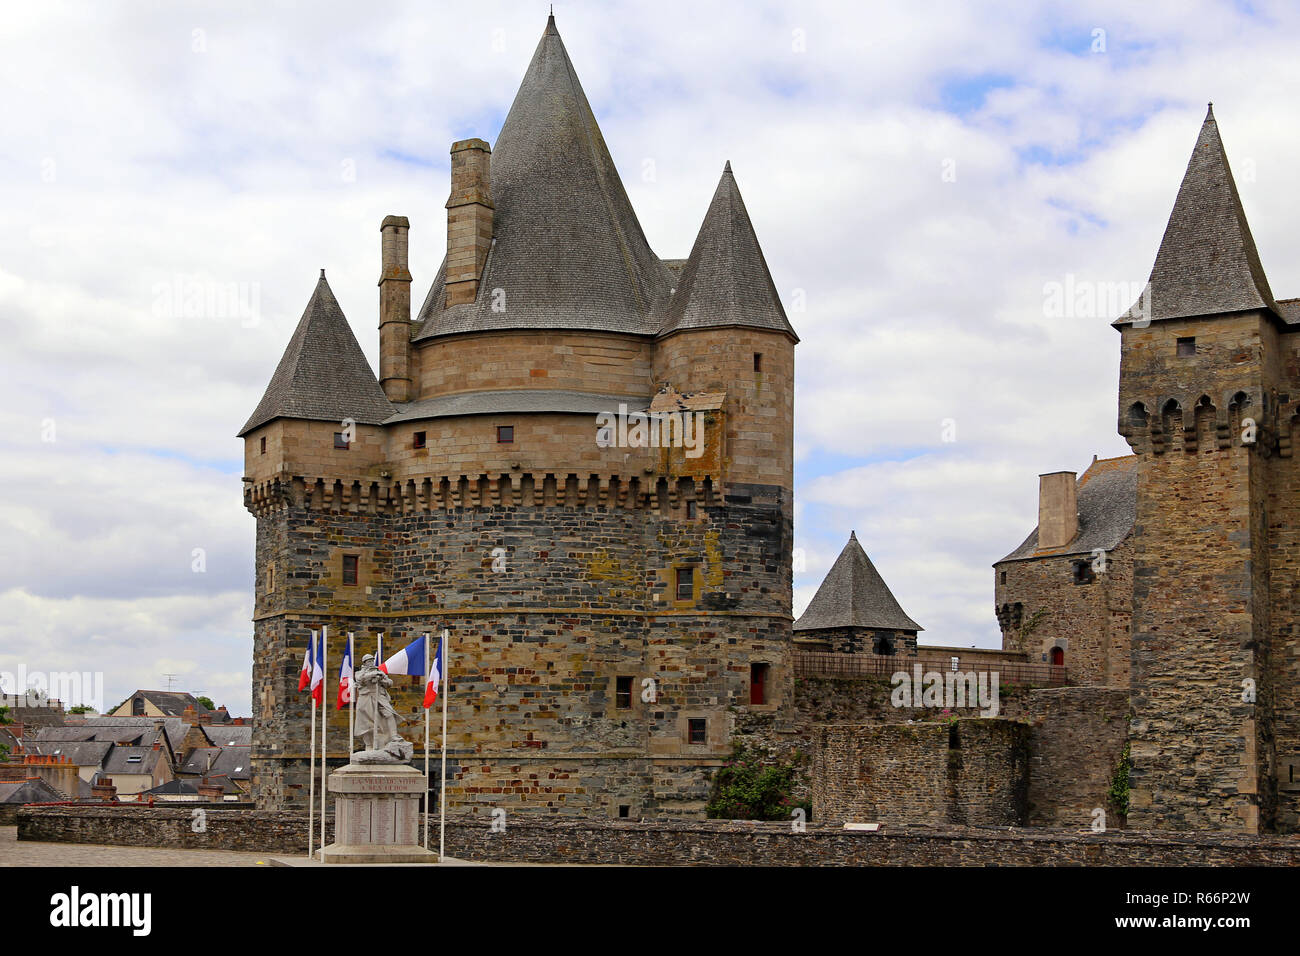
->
[792,650,1067,687]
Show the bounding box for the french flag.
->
[380,635,426,677]
[423,633,444,709]
[337,634,354,710]
[310,631,325,706]
[297,635,313,692]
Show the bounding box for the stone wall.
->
[995,542,1133,687]
[18,805,1300,866]
[811,719,1029,827]
[250,482,794,819]
[1022,687,1130,827]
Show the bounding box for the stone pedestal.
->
[320,763,438,864]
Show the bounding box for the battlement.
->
[244,470,725,518]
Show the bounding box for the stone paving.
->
[2,824,279,867]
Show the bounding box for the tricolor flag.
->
[423,634,444,709]
[310,631,325,706]
[337,634,354,710]
[297,635,314,692]
[380,635,426,677]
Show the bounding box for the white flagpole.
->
[320,625,328,858]
[439,628,449,862]
[347,632,355,756]
[423,631,431,851]
[307,629,317,859]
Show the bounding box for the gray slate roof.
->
[124,690,206,718]
[1116,106,1281,326]
[26,740,113,768]
[414,15,672,340]
[385,389,649,424]
[103,746,162,775]
[240,273,395,435]
[0,778,64,805]
[997,455,1138,563]
[794,532,922,633]
[661,162,797,340]
[200,725,252,747]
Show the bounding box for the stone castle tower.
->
[238,15,798,817]
[1116,106,1300,833]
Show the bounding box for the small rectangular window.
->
[685,500,697,519]
[342,554,359,586]
[753,352,763,372]
[413,431,426,449]
[615,676,633,710]
[687,718,706,745]
[675,566,694,602]
[334,432,350,450]
[260,436,266,455]
[267,564,276,593]
[497,425,514,443]
[618,805,630,818]
[1177,337,1196,357]
[750,662,769,705]
[999,570,1007,585]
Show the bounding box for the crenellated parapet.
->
[244,470,722,519]
[1118,386,1279,455]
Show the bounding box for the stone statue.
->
[353,654,413,763]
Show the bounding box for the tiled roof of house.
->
[661,162,797,340]
[239,273,395,435]
[794,532,922,633]
[200,725,252,748]
[1116,106,1283,326]
[997,455,1139,563]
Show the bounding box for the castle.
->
[240,15,1298,835]
[240,15,796,818]
[995,106,1300,834]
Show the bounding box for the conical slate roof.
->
[1116,105,1278,326]
[794,532,922,633]
[661,162,797,340]
[414,14,673,340]
[239,272,394,435]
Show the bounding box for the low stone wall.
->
[811,719,1029,826]
[18,805,1299,866]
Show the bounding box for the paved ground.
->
[3,824,279,867]
[0,826,482,867]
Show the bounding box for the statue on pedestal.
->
[353,654,413,763]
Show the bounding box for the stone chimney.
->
[445,138,493,307]
[92,777,117,802]
[379,214,413,403]
[197,777,224,801]
[1037,471,1079,551]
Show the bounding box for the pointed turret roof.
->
[1117,105,1278,326]
[239,272,394,436]
[414,14,672,340]
[660,162,797,340]
[793,532,922,633]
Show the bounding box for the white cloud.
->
[4,0,1300,712]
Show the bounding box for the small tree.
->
[196,696,216,711]
[706,744,810,821]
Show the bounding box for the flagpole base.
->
[319,762,439,865]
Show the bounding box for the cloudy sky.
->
[3,0,1298,714]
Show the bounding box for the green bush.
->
[706,744,810,822]
[1108,742,1132,817]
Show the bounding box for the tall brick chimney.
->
[1037,471,1078,551]
[445,138,493,307]
[379,214,413,403]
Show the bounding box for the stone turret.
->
[378,215,413,402]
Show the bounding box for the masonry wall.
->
[810,719,1029,827]
[995,543,1133,687]
[250,483,794,819]
[1021,687,1130,827]
[22,805,1300,865]
[1119,313,1276,832]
